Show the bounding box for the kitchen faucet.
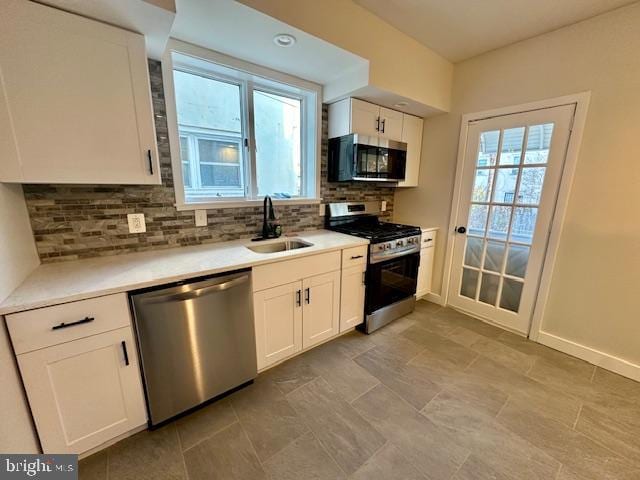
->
[253,195,281,241]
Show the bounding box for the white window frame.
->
[162,39,322,210]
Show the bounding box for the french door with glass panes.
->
[448,104,575,333]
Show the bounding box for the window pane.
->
[511,207,538,244]
[493,168,519,204]
[472,169,494,202]
[464,237,483,268]
[488,206,512,240]
[468,204,489,236]
[173,69,244,198]
[179,136,191,188]
[518,167,546,205]
[500,278,523,312]
[461,268,479,299]
[254,90,302,197]
[506,244,530,278]
[484,240,506,273]
[524,123,554,164]
[499,127,525,165]
[477,130,500,166]
[479,273,500,305]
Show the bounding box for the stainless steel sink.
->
[247,238,313,254]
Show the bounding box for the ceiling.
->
[353,0,638,62]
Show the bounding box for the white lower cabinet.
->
[302,271,340,348]
[16,327,147,454]
[340,264,366,332]
[253,281,303,370]
[416,229,437,299]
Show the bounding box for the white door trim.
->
[442,92,591,339]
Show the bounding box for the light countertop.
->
[0,230,368,316]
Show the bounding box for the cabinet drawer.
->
[421,230,437,249]
[253,251,341,292]
[6,294,131,355]
[342,245,368,268]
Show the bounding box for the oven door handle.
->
[369,248,420,264]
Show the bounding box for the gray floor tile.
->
[434,308,503,338]
[78,450,107,480]
[108,425,186,480]
[261,354,319,395]
[422,390,560,480]
[414,299,443,315]
[175,398,237,451]
[262,431,346,480]
[497,399,638,480]
[451,455,512,480]
[401,325,479,368]
[368,329,426,362]
[349,443,426,480]
[321,330,377,359]
[353,384,469,480]
[229,377,308,462]
[591,368,640,399]
[575,404,640,465]
[183,423,266,480]
[354,346,441,409]
[287,377,386,475]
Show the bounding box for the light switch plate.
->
[381,201,387,212]
[127,213,146,233]
[195,209,208,227]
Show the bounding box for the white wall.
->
[394,3,640,366]
[0,183,40,452]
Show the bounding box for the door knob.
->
[456,226,467,234]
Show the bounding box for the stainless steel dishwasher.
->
[130,269,256,426]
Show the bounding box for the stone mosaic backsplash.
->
[23,60,395,263]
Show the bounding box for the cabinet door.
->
[350,99,380,137]
[253,281,303,370]
[0,0,159,184]
[302,271,341,349]
[17,327,147,454]
[398,114,424,187]
[340,265,366,332]
[416,247,435,299]
[379,107,404,141]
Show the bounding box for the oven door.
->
[365,252,419,314]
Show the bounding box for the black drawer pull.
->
[305,288,310,304]
[423,238,433,243]
[51,316,95,330]
[147,149,154,175]
[121,340,130,366]
[350,255,364,259]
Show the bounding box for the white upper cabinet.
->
[378,107,404,140]
[0,0,160,185]
[350,99,382,137]
[329,98,406,141]
[397,113,424,187]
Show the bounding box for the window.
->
[165,48,320,208]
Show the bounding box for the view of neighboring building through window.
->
[169,52,318,205]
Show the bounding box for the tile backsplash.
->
[24,60,395,263]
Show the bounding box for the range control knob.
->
[396,240,404,247]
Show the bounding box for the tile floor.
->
[79,300,640,480]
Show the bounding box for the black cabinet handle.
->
[147,149,154,175]
[305,288,310,304]
[121,340,130,366]
[375,117,380,132]
[423,238,433,243]
[381,119,386,133]
[296,290,302,307]
[51,316,94,330]
[350,255,363,260]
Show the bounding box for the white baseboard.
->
[537,331,640,383]
[419,292,444,305]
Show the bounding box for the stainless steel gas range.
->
[326,202,421,333]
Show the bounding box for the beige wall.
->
[0,183,40,452]
[238,0,453,112]
[395,3,640,364]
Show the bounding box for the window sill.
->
[175,197,323,211]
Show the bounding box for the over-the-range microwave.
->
[328,133,407,182]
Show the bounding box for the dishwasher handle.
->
[141,274,249,304]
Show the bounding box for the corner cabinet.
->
[0,0,160,185]
[397,114,424,187]
[6,294,147,454]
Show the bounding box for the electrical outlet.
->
[195,209,208,227]
[381,200,387,212]
[127,213,146,234]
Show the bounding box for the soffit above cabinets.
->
[34,0,176,59]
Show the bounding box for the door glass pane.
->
[518,167,546,205]
[479,273,500,305]
[506,244,530,278]
[500,278,524,312]
[254,90,302,197]
[484,241,506,273]
[524,123,554,164]
[499,127,525,165]
[493,168,519,204]
[488,206,512,240]
[511,207,538,244]
[477,130,500,166]
[461,268,479,299]
[468,204,489,236]
[472,169,494,202]
[464,237,483,268]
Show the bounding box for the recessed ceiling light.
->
[394,101,409,108]
[273,33,296,47]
